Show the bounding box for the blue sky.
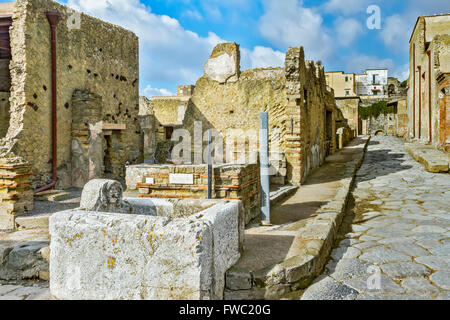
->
[2,0,450,97]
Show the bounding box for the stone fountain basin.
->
[49,198,244,300]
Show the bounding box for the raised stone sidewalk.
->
[224,136,370,299]
[405,142,449,173]
[0,281,50,300]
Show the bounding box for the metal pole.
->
[260,113,271,224]
[207,130,213,199]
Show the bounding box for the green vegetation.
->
[359,100,395,120]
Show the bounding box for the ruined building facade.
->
[0,0,143,229]
[408,14,450,152]
[135,43,353,188]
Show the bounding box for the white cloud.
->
[182,9,203,20]
[390,63,410,82]
[346,55,394,74]
[323,0,372,15]
[67,0,224,91]
[334,18,364,47]
[380,0,450,53]
[142,85,173,97]
[241,46,285,70]
[379,14,412,53]
[259,0,332,61]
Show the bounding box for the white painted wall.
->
[356,69,388,96]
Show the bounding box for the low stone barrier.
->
[50,179,244,300]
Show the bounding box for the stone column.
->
[140,115,156,164]
[71,90,104,188]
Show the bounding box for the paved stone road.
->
[0,281,50,300]
[302,136,450,300]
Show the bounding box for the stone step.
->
[405,143,449,173]
[270,185,298,206]
[15,214,51,230]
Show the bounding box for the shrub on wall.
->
[359,101,395,120]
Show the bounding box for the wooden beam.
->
[102,123,126,130]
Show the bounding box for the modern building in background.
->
[325,71,357,97]
[356,69,389,96]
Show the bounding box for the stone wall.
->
[397,99,409,138]
[364,114,396,136]
[161,43,344,186]
[2,0,141,189]
[127,163,260,224]
[335,97,360,135]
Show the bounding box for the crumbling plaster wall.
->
[175,43,340,185]
[335,98,360,135]
[3,0,141,189]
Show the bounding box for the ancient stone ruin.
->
[128,42,355,226]
[0,0,144,229]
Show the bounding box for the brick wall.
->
[128,163,261,225]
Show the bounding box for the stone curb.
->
[224,136,371,300]
[404,143,449,173]
[270,185,299,206]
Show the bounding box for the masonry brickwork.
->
[1,0,142,190]
[128,163,260,224]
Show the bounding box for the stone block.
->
[0,213,15,230]
[49,199,243,300]
[226,266,253,291]
[204,43,240,83]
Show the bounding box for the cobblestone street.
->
[302,136,450,300]
[0,281,49,300]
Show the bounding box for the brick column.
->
[284,47,304,186]
[0,160,33,230]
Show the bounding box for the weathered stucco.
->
[3,0,142,189]
[335,97,360,135]
[408,15,450,151]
